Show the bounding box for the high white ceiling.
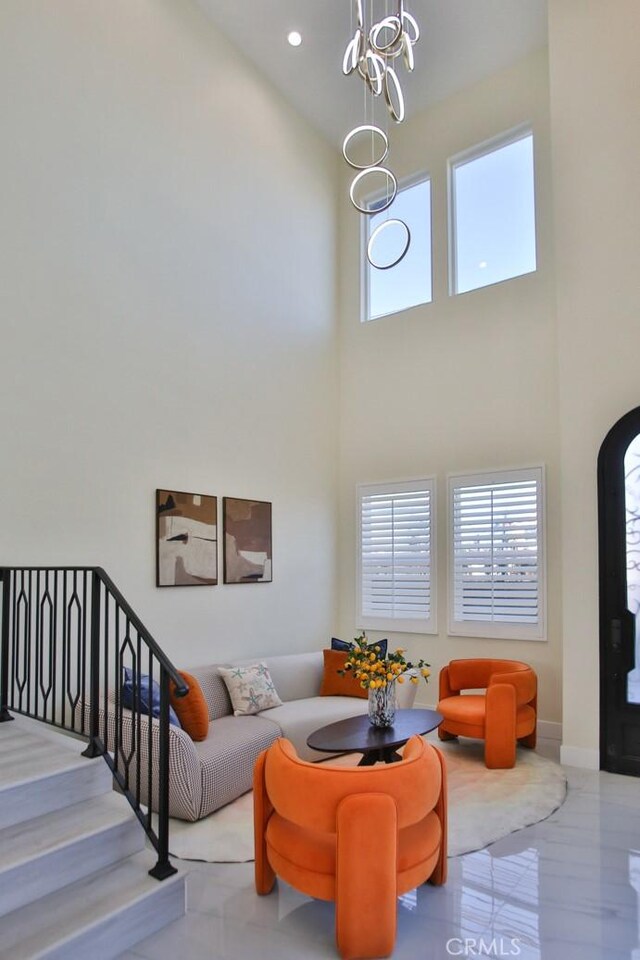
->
[196,1,548,145]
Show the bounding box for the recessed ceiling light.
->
[287,31,302,47]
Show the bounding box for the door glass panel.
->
[625,434,640,703]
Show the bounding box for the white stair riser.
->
[39,876,186,960]
[0,720,186,957]
[0,818,144,918]
[0,851,185,959]
[0,761,112,830]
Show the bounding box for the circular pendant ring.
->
[359,50,385,96]
[367,218,411,270]
[342,125,389,170]
[402,11,420,44]
[350,167,397,214]
[384,66,405,123]
[370,16,403,54]
[343,29,364,75]
[402,32,415,71]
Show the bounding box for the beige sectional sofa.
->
[161,650,417,821]
[88,650,418,822]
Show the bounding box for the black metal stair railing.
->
[0,566,188,881]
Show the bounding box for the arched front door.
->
[599,406,640,775]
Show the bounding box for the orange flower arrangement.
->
[338,634,430,690]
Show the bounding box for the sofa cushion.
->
[319,649,367,699]
[194,714,281,817]
[331,636,388,658]
[188,664,232,721]
[122,668,181,728]
[257,652,324,702]
[218,663,283,716]
[259,695,369,762]
[170,670,209,741]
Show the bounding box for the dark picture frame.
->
[223,497,272,584]
[156,489,218,587]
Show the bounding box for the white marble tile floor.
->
[118,741,640,960]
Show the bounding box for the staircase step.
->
[0,851,186,960]
[0,726,112,829]
[0,792,145,918]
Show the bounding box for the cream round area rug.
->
[167,740,567,863]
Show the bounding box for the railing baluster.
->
[15,572,23,713]
[80,571,88,735]
[124,617,134,793]
[11,572,17,712]
[82,571,103,759]
[103,587,109,751]
[34,570,40,718]
[149,666,177,881]
[52,571,58,725]
[114,607,121,779]
[147,648,153,832]
[27,570,33,717]
[61,570,67,728]
[43,572,49,722]
[0,571,13,722]
[135,631,142,809]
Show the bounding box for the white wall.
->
[337,50,563,725]
[548,0,640,764]
[5,1,638,760]
[0,0,339,665]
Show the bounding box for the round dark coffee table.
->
[307,709,443,766]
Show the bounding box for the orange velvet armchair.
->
[254,735,447,960]
[437,658,537,769]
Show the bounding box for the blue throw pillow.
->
[122,668,181,728]
[331,636,388,658]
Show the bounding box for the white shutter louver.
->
[449,468,545,640]
[358,479,436,634]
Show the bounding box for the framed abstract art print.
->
[156,489,217,587]
[223,497,272,584]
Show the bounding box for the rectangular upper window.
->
[363,175,432,322]
[449,128,537,295]
[448,467,545,641]
[357,479,436,634]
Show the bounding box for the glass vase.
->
[368,682,396,728]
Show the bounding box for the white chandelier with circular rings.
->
[342,2,418,102]
[341,0,420,269]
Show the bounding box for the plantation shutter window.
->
[448,467,546,641]
[357,479,436,634]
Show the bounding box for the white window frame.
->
[447,466,546,641]
[447,123,537,297]
[361,171,433,324]
[357,477,437,634]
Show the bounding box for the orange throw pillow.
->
[169,671,209,741]
[319,649,367,699]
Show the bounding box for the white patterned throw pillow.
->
[217,662,282,716]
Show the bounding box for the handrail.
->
[94,568,188,696]
[0,565,188,881]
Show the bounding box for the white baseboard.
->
[413,698,437,712]
[560,745,600,770]
[537,720,562,741]
[414,697,562,743]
